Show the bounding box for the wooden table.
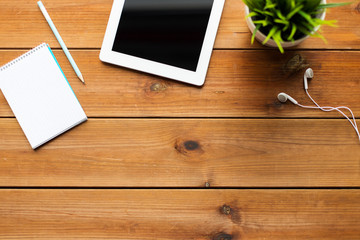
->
[1,0,360,239]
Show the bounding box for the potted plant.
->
[243,0,351,53]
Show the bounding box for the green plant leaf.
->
[251,24,261,44]
[298,10,317,27]
[311,32,328,43]
[300,20,316,32]
[287,23,297,41]
[264,0,277,10]
[303,0,322,12]
[253,20,269,27]
[290,0,296,9]
[245,11,258,19]
[286,5,303,19]
[254,9,275,17]
[262,26,279,44]
[317,2,352,9]
[274,18,289,25]
[313,18,338,27]
[242,0,264,11]
[297,22,312,36]
[273,30,284,53]
[275,9,287,20]
[241,0,350,53]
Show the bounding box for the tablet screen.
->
[112,0,214,72]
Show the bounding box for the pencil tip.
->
[79,75,85,84]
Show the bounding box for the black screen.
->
[112,0,214,72]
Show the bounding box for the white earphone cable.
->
[305,89,358,130]
[297,90,360,142]
[278,68,360,142]
[296,103,360,138]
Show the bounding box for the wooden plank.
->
[0,0,359,49]
[0,119,359,187]
[1,50,360,118]
[0,189,359,239]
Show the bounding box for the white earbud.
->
[277,68,360,143]
[277,92,298,105]
[304,68,313,90]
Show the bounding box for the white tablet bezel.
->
[100,0,225,86]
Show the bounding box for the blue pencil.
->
[37,1,85,84]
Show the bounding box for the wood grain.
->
[0,0,359,49]
[1,119,359,187]
[0,0,359,238]
[1,189,359,239]
[1,50,360,118]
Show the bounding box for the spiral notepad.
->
[0,43,87,149]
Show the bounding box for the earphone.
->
[278,68,360,142]
[303,68,313,90]
[278,92,298,105]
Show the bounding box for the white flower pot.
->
[245,0,326,48]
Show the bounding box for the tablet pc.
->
[100,0,225,86]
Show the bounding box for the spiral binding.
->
[0,43,47,72]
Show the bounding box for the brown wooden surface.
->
[1,190,360,240]
[0,0,359,49]
[1,50,360,117]
[1,0,360,239]
[1,118,360,187]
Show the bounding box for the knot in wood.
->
[219,204,242,224]
[184,140,199,151]
[356,3,360,13]
[150,82,167,92]
[174,139,204,158]
[213,233,233,240]
[283,54,309,75]
[222,205,231,215]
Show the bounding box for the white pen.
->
[37,1,85,84]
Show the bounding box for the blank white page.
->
[0,43,87,149]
